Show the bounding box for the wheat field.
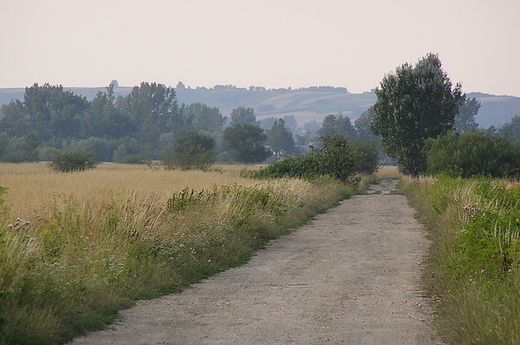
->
[0,163,263,222]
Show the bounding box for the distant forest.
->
[0,81,519,164]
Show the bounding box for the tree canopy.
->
[371,53,464,177]
[319,114,357,139]
[223,123,271,163]
[267,119,297,156]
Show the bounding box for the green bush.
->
[49,149,99,172]
[249,135,380,184]
[424,129,520,178]
[161,132,216,171]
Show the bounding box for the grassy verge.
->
[0,164,352,345]
[401,175,520,344]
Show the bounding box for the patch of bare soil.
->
[72,180,442,344]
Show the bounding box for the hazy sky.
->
[1,0,519,96]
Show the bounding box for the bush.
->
[49,149,99,172]
[249,135,380,184]
[424,129,520,178]
[161,132,216,171]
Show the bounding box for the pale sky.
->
[1,0,519,96]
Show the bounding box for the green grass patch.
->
[402,176,520,344]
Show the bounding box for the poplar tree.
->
[371,53,463,177]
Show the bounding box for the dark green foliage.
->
[319,114,358,139]
[314,134,361,183]
[161,132,216,170]
[266,119,297,156]
[250,134,380,184]
[223,123,271,163]
[371,53,463,177]
[20,131,41,161]
[0,83,89,140]
[49,149,99,172]
[82,84,134,139]
[424,129,520,178]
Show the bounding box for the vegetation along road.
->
[72,179,441,344]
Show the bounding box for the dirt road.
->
[72,180,441,344]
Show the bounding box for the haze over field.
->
[1,1,519,97]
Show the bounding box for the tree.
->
[161,131,216,170]
[181,103,226,132]
[316,134,366,184]
[454,96,481,133]
[319,114,357,139]
[267,119,297,156]
[82,84,133,138]
[223,123,271,163]
[500,115,520,141]
[49,149,98,172]
[230,107,258,126]
[424,129,520,178]
[120,82,179,146]
[20,131,41,161]
[371,53,463,177]
[0,83,88,140]
[252,134,380,184]
[354,106,380,141]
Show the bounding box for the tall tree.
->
[181,103,226,132]
[82,84,133,138]
[371,53,463,177]
[223,123,271,163]
[354,106,380,141]
[0,83,88,140]
[120,82,179,145]
[267,119,296,156]
[454,96,481,133]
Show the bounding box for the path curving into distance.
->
[72,179,442,345]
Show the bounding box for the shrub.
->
[49,149,99,172]
[424,129,520,178]
[248,135,380,184]
[161,132,216,171]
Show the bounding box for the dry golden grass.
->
[375,165,401,179]
[0,163,260,222]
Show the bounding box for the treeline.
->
[0,82,274,164]
[181,83,348,93]
[0,81,374,166]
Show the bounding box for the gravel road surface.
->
[72,179,441,344]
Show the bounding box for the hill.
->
[1,85,518,129]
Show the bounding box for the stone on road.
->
[72,180,441,344]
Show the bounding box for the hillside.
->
[1,86,518,129]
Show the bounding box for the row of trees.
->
[0,83,302,165]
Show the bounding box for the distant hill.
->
[1,86,518,129]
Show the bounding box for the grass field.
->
[0,162,356,345]
[0,163,264,222]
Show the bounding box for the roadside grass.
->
[0,163,351,345]
[401,175,520,344]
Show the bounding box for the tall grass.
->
[402,175,520,344]
[0,163,350,345]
